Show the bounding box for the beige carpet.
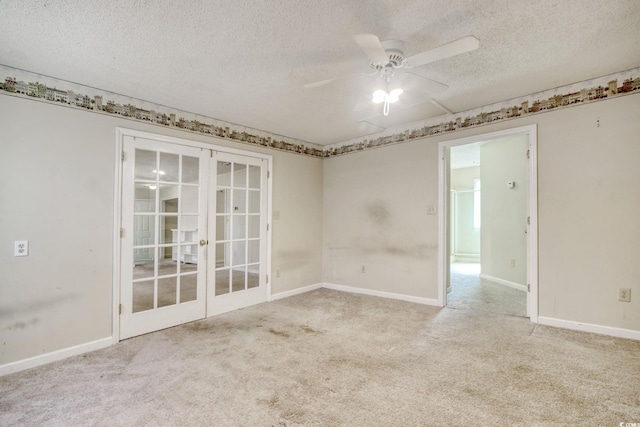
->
[1,274,639,425]
[448,262,527,317]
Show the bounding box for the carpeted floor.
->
[1,272,639,426]
[448,262,527,317]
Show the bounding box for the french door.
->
[120,136,208,339]
[119,132,270,339]
[208,152,269,315]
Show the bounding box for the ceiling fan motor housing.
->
[370,39,406,69]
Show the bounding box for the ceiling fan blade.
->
[396,71,448,95]
[354,94,374,113]
[304,71,377,89]
[354,34,389,63]
[405,35,479,67]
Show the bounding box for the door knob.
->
[200,240,207,246]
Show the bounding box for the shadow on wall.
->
[353,200,437,259]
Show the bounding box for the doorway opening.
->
[438,125,538,321]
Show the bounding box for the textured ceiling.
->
[1,0,639,145]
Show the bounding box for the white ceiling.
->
[450,143,481,170]
[1,1,639,146]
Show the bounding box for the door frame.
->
[437,124,538,322]
[112,127,273,342]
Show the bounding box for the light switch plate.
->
[14,240,29,257]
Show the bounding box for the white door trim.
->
[437,124,538,322]
[112,127,272,342]
[112,131,124,344]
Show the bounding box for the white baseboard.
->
[271,281,440,307]
[480,274,527,292]
[452,253,480,263]
[270,282,323,301]
[323,282,440,306]
[537,316,640,341]
[0,336,113,377]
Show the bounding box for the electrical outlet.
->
[510,259,516,268]
[618,288,631,302]
[275,269,281,278]
[14,240,29,257]
[361,265,366,273]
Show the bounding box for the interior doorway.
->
[438,125,538,321]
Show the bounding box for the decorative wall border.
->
[0,65,325,158]
[324,67,640,157]
[2,64,639,159]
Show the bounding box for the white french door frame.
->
[437,124,538,322]
[207,151,270,316]
[112,128,273,342]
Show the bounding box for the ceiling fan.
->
[305,34,479,116]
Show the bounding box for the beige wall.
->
[271,149,323,293]
[0,94,323,365]
[324,93,640,331]
[480,136,528,285]
[451,166,479,191]
[323,141,440,299]
[2,90,639,368]
[536,95,639,328]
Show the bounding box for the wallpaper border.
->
[325,67,640,157]
[2,65,639,158]
[0,65,324,158]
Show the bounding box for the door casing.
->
[437,124,538,321]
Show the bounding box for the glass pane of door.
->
[131,150,203,311]
[215,159,254,295]
[121,135,207,340]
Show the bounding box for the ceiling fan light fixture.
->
[372,89,386,103]
[307,32,476,120]
[371,88,403,103]
[388,88,403,103]
[371,87,403,115]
